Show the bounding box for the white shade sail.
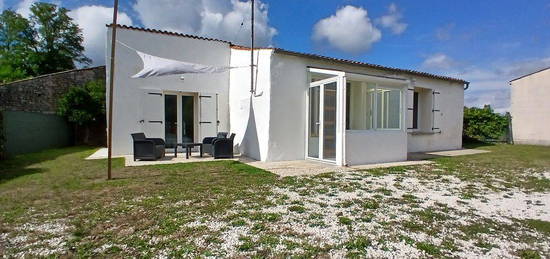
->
[131,51,232,78]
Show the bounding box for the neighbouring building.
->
[510,67,550,146]
[107,25,468,166]
[0,66,105,157]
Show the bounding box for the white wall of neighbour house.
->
[269,53,413,165]
[407,78,465,152]
[510,69,550,146]
[106,28,231,155]
[229,48,273,161]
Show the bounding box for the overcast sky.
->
[3,0,550,112]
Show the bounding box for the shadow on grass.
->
[0,146,98,183]
[462,137,496,149]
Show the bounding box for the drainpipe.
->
[464,82,470,90]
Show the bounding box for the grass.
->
[433,143,550,192]
[1,143,550,257]
[0,146,277,256]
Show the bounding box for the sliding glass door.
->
[307,78,338,162]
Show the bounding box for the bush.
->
[57,80,105,126]
[463,105,508,142]
[57,80,105,144]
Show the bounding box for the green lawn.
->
[1,144,549,257]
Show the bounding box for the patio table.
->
[175,143,203,159]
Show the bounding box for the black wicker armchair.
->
[202,132,235,159]
[131,133,166,161]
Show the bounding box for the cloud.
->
[312,5,381,53]
[16,0,35,18]
[376,3,407,35]
[0,0,4,11]
[132,0,277,47]
[421,53,457,70]
[421,54,550,112]
[69,5,133,65]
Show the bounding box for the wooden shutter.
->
[199,93,218,139]
[140,89,164,138]
[432,91,441,133]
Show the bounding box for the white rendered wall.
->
[229,48,273,161]
[106,28,231,155]
[346,130,407,164]
[269,53,464,164]
[510,69,550,146]
[270,54,409,165]
[407,78,464,152]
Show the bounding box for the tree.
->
[29,3,90,75]
[463,105,509,142]
[0,10,36,82]
[57,80,105,143]
[0,3,90,83]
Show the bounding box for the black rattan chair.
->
[202,132,228,155]
[212,133,235,159]
[131,133,165,161]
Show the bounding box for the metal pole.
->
[107,0,119,180]
[250,0,254,94]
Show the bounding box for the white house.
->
[510,67,550,146]
[106,25,468,166]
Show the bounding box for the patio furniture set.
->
[131,132,235,161]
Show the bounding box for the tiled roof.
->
[109,24,468,84]
[106,24,231,44]
[272,48,468,84]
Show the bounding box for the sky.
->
[3,0,550,112]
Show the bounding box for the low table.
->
[175,143,203,159]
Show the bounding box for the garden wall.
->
[0,66,105,158]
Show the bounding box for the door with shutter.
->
[140,89,164,138]
[199,93,218,139]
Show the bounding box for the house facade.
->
[107,25,468,166]
[510,67,550,146]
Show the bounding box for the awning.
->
[131,51,232,78]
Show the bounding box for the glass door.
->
[307,78,338,162]
[323,82,337,161]
[164,93,196,150]
[181,95,194,143]
[164,94,178,148]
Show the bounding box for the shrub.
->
[57,80,105,125]
[463,105,508,142]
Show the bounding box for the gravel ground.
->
[2,165,549,258]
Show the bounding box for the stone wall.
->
[0,66,106,158]
[0,66,105,114]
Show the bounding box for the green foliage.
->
[0,3,89,84]
[463,105,508,141]
[29,3,90,75]
[57,80,105,126]
[0,10,36,83]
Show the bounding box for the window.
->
[412,92,419,129]
[376,88,401,129]
[346,82,375,130]
[346,82,402,130]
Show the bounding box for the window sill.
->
[408,131,438,135]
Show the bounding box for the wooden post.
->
[107,0,119,180]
